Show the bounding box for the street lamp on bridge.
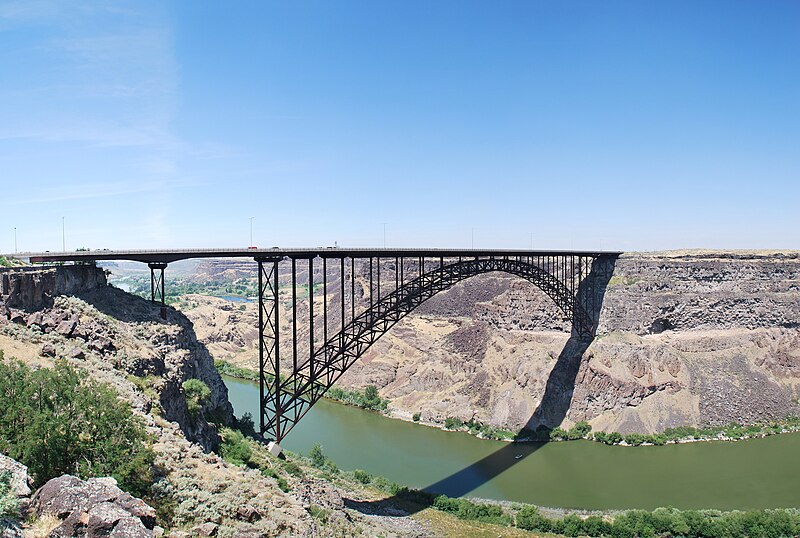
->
[250,217,255,247]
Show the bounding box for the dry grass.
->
[0,334,50,367]
[25,513,60,538]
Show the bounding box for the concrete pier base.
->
[267,441,283,458]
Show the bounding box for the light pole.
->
[383,222,387,248]
[471,228,474,249]
[62,217,65,252]
[14,227,17,253]
[249,217,254,247]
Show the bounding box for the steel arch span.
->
[256,253,617,444]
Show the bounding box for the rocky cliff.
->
[1,265,232,451]
[179,251,800,435]
[1,265,106,313]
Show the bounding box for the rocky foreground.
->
[0,266,433,537]
[179,251,800,435]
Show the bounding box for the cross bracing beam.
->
[258,253,616,444]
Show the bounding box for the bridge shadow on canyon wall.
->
[345,256,616,517]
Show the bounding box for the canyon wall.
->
[181,251,800,435]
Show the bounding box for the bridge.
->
[12,247,620,449]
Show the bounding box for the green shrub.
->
[182,379,211,417]
[444,417,464,430]
[432,495,511,526]
[235,412,257,437]
[260,467,289,492]
[516,506,551,531]
[308,504,330,523]
[550,427,568,441]
[361,384,388,411]
[308,443,338,474]
[214,359,260,382]
[219,427,252,466]
[282,460,303,477]
[582,515,614,536]
[0,471,18,519]
[326,384,389,411]
[650,433,667,446]
[0,357,154,498]
[412,412,421,422]
[570,421,593,439]
[624,433,647,446]
[309,443,326,468]
[353,469,372,484]
[370,475,399,494]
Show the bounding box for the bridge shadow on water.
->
[344,257,616,517]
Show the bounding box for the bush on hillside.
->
[0,355,154,498]
[218,427,252,466]
[182,378,211,417]
[0,471,18,519]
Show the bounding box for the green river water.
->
[223,375,800,511]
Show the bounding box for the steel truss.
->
[258,253,613,443]
[148,262,168,319]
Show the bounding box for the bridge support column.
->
[256,257,282,442]
[148,262,168,320]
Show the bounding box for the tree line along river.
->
[223,375,800,511]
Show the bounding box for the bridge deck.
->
[9,248,622,264]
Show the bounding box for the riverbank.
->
[214,359,389,412]
[223,372,800,511]
[219,413,800,538]
[215,359,800,447]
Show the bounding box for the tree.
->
[0,358,154,498]
[309,443,326,468]
[570,421,593,439]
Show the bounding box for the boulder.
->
[30,475,155,537]
[235,505,261,523]
[25,311,44,329]
[0,454,32,498]
[86,501,136,535]
[40,343,56,357]
[56,318,77,337]
[67,347,86,360]
[40,312,60,332]
[89,337,115,354]
[193,522,218,537]
[114,492,157,529]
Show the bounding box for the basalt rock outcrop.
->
[30,475,156,537]
[1,266,106,313]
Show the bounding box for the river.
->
[223,375,800,511]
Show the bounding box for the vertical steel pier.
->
[256,257,281,441]
[148,262,168,319]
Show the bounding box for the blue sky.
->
[1,1,798,253]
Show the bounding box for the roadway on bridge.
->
[8,247,621,264]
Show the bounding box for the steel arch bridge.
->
[16,247,619,446]
[253,251,617,444]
